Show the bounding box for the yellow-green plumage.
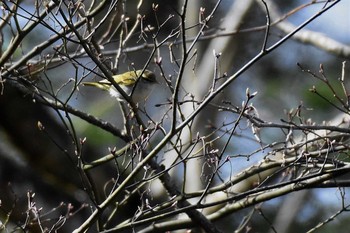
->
[82,69,157,102]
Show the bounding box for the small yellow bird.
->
[82,70,157,102]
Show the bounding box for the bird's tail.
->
[82,82,110,91]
